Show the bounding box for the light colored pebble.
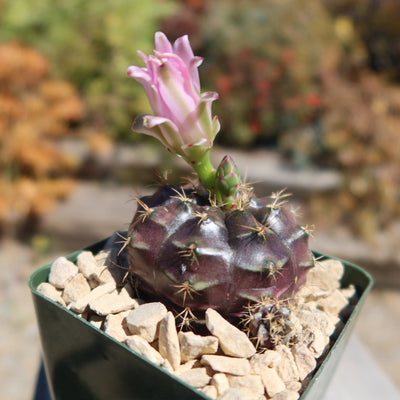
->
[103,311,130,342]
[160,359,174,373]
[317,289,349,315]
[341,284,356,299]
[199,385,218,399]
[179,331,219,362]
[285,380,302,392]
[125,335,164,365]
[250,350,282,374]
[89,291,137,316]
[93,250,110,269]
[37,282,66,306]
[69,281,116,313]
[300,328,329,358]
[125,302,168,342]
[218,388,253,400]
[305,259,343,297]
[93,250,126,284]
[158,312,181,370]
[175,367,211,388]
[201,355,250,376]
[275,345,300,384]
[296,308,336,337]
[211,373,230,396]
[260,367,286,397]
[94,265,115,284]
[77,251,98,279]
[62,273,91,304]
[48,257,78,289]
[292,344,317,381]
[228,374,265,398]
[175,359,200,374]
[205,308,256,358]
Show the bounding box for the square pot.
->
[29,238,373,400]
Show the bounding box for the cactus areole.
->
[126,32,314,328]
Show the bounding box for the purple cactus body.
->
[127,185,314,318]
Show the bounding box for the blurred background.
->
[1,0,399,398]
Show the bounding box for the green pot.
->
[29,238,373,400]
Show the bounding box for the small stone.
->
[317,289,349,315]
[296,308,336,337]
[228,374,264,398]
[211,373,230,396]
[201,355,250,376]
[175,359,200,374]
[158,312,181,370]
[69,281,116,313]
[341,284,356,299]
[205,308,256,358]
[274,345,300,384]
[271,390,300,400]
[103,311,131,342]
[48,257,78,289]
[305,259,343,297]
[88,314,104,329]
[160,359,174,373]
[62,273,91,304]
[199,385,218,399]
[94,250,126,285]
[36,282,65,306]
[300,328,329,358]
[125,302,168,342]
[125,335,164,365]
[285,380,302,392]
[250,350,282,374]
[292,344,317,381]
[77,251,98,279]
[94,265,115,284]
[175,367,211,388]
[260,367,286,397]
[179,331,219,362]
[89,291,137,316]
[218,388,252,400]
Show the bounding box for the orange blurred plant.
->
[0,42,85,233]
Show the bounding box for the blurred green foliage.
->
[0,0,177,140]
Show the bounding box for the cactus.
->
[126,32,314,346]
[242,297,295,348]
[126,185,313,317]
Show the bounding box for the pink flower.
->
[127,32,220,160]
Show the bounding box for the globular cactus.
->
[126,183,314,321]
[126,31,315,345]
[242,297,295,348]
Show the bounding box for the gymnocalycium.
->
[126,32,314,347]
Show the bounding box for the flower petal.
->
[127,66,151,85]
[173,35,202,91]
[154,31,173,53]
[132,114,186,153]
[155,55,199,124]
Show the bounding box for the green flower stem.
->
[189,150,219,200]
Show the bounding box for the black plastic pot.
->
[29,239,373,400]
